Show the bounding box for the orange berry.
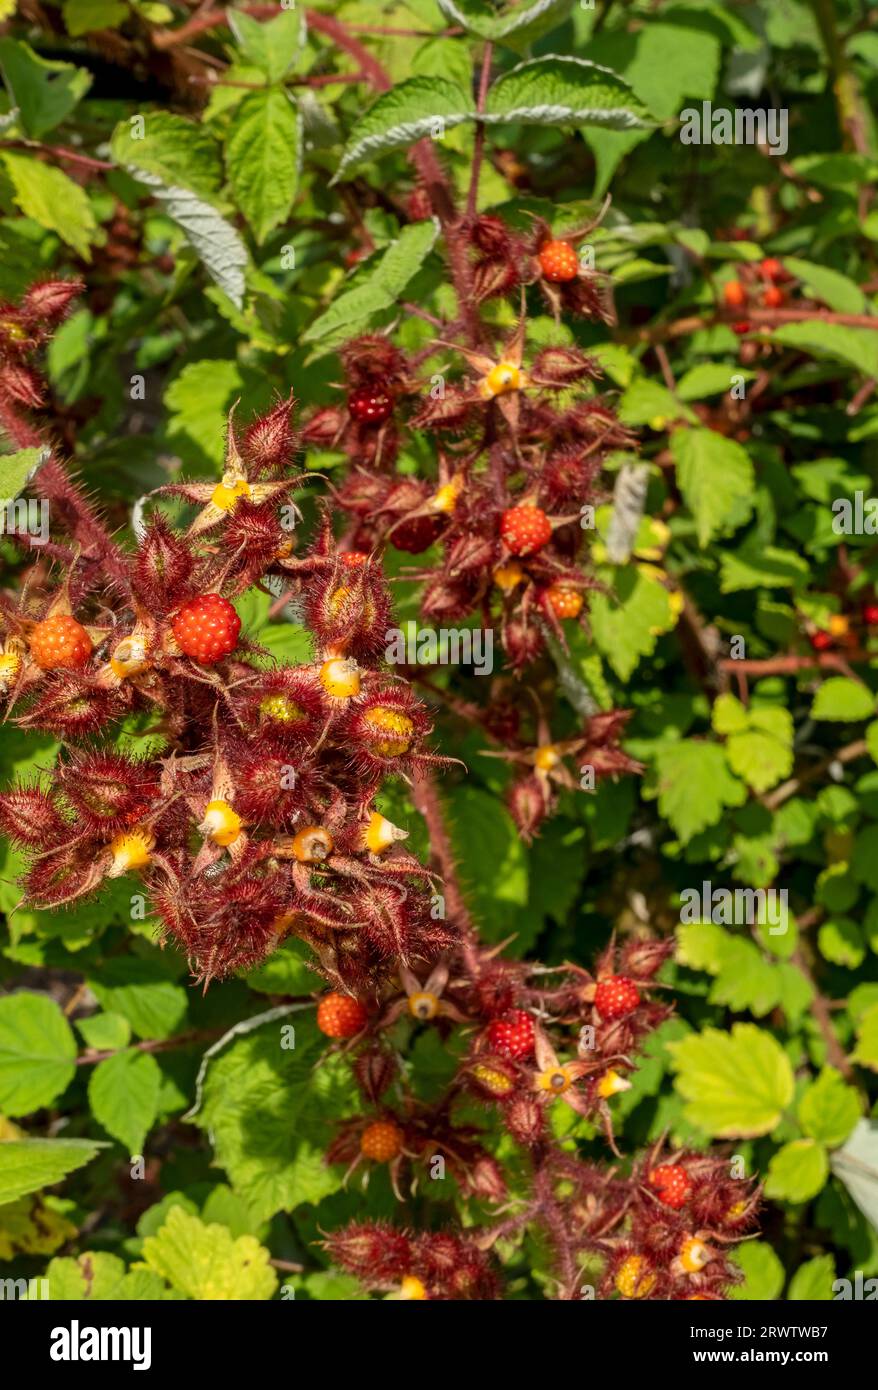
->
[543,584,583,619]
[723,280,746,308]
[29,614,92,671]
[360,1120,403,1162]
[539,239,579,282]
[316,992,367,1039]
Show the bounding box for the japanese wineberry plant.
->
[0,0,876,1305]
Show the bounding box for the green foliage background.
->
[1,0,878,1301]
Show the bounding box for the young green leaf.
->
[225,89,301,243]
[1,153,97,259]
[227,7,305,83]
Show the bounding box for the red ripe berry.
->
[594,975,640,1021]
[648,1164,693,1210]
[862,603,878,626]
[29,614,92,671]
[723,280,746,309]
[348,386,393,426]
[539,240,579,283]
[810,630,834,651]
[732,321,751,336]
[487,1009,535,1060]
[172,594,241,665]
[762,285,785,308]
[500,505,552,556]
[317,991,367,1039]
[760,257,783,281]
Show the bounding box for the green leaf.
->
[88,1050,161,1154]
[1,153,97,259]
[165,359,244,468]
[781,258,868,315]
[811,677,876,722]
[448,785,528,939]
[63,0,129,35]
[651,740,746,843]
[764,1138,829,1203]
[669,1023,794,1137]
[726,730,793,793]
[0,445,48,501]
[671,427,754,546]
[484,56,654,131]
[335,77,475,181]
[141,1206,277,1300]
[710,692,750,735]
[436,0,574,48]
[0,1139,103,1205]
[226,89,300,243]
[88,959,188,1041]
[76,1011,132,1051]
[303,219,438,351]
[851,1003,878,1071]
[190,1008,356,1221]
[126,170,249,309]
[589,564,675,680]
[677,361,749,401]
[818,916,865,969]
[0,38,91,137]
[111,112,223,200]
[729,1240,784,1300]
[866,719,878,765]
[40,1250,176,1300]
[243,938,319,995]
[719,543,810,593]
[797,1068,860,1148]
[0,993,77,1116]
[227,7,305,82]
[772,321,878,380]
[788,1254,836,1300]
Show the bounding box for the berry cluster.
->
[0,245,764,1299]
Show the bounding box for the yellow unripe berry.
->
[362,707,414,756]
[210,478,251,511]
[533,744,560,773]
[536,1064,574,1095]
[480,362,525,399]
[201,799,243,847]
[430,478,462,513]
[291,825,334,863]
[397,1276,428,1301]
[259,693,305,724]
[110,635,149,679]
[319,657,361,699]
[596,1069,631,1100]
[828,613,849,638]
[108,828,155,876]
[493,562,524,593]
[361,811,407,854]
[408,991,440,1021]
[678,1237,712,1273]
[615,1255,656,1299]
[0,647,22,691]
